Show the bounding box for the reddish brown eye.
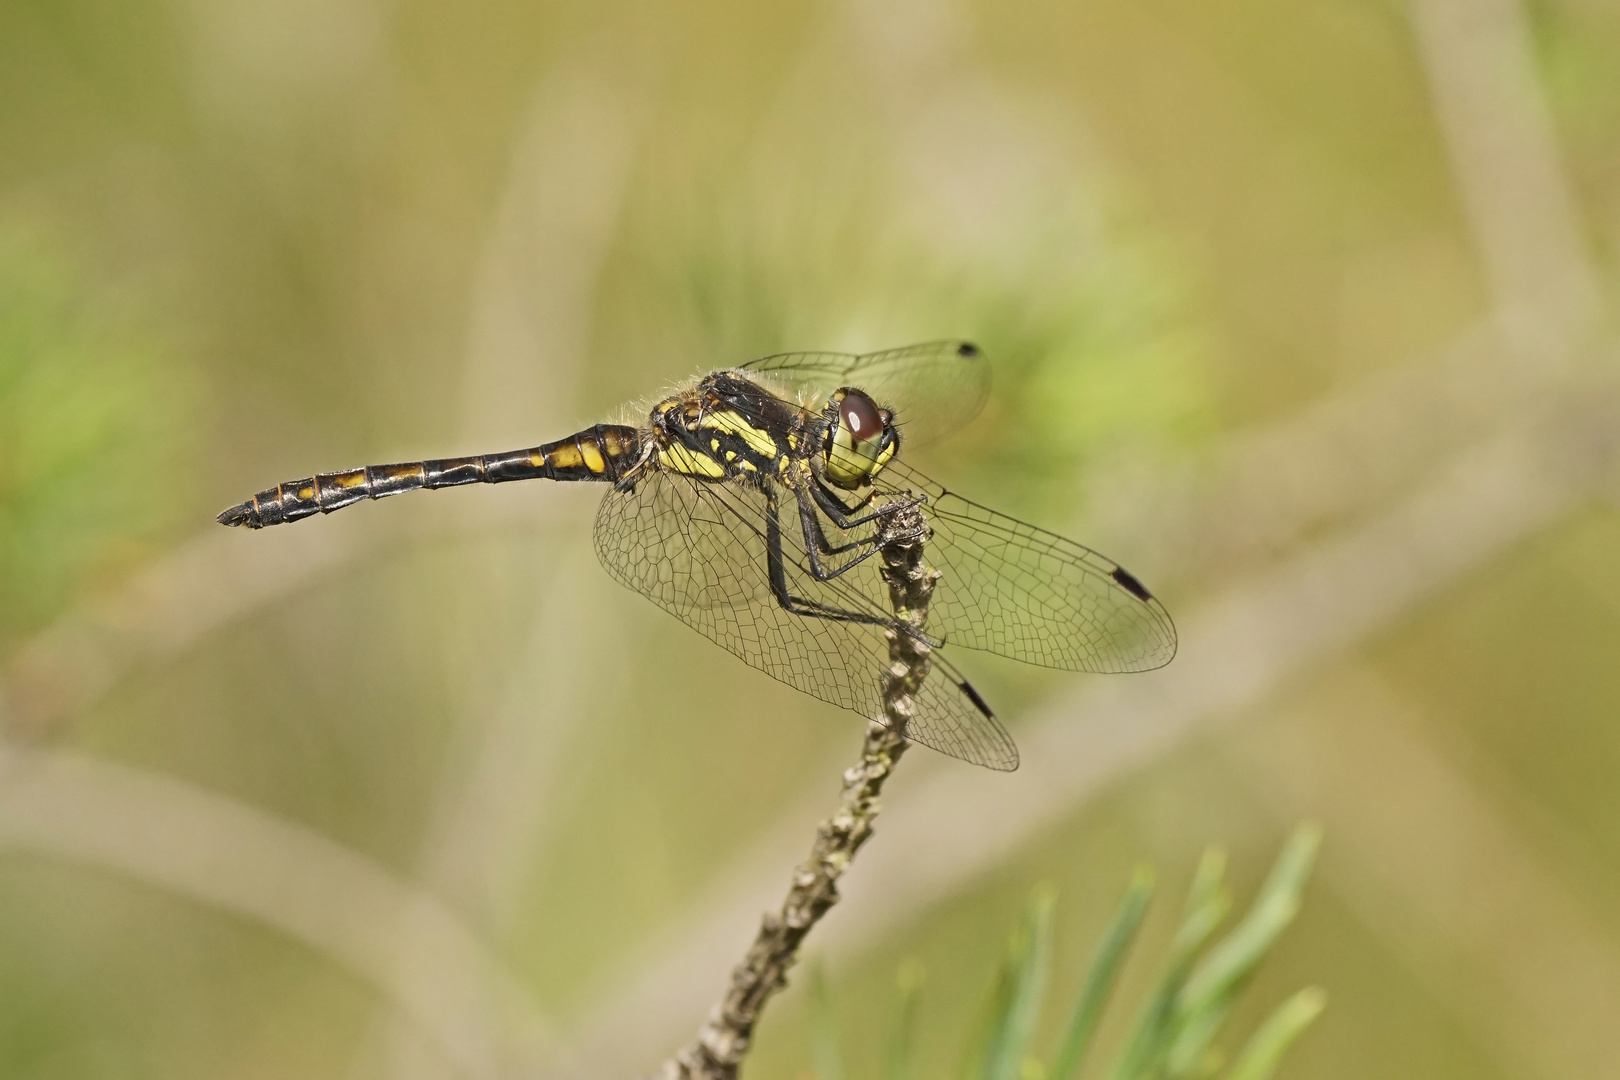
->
[839,390,883,446]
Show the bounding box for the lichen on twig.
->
[649,502,936,1080]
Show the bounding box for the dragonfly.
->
[218,342,1176,770]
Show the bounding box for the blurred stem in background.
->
[812,824,1323,1080]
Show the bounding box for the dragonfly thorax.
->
[647,373,800,482]
[819,387,899,490]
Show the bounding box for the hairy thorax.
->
[648,373,805,483]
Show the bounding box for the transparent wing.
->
[674,368,1177,673]
[878,460,1178,673]
[593,468,1019,770]
[740,340,990,447]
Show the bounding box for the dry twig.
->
[649,502,935,1080]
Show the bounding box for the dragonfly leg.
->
[764,486,914,631]
[791,483,892,584]
[807,477,927,532]
[786,476,928,584]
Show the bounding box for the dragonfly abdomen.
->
[217,424,642,529]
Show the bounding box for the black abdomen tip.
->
[217,502,257,528]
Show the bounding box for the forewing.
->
[740,340,990,447]
[592,469,1019,770]
[880,460,1178,673]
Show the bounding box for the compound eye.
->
[838,390,883,447]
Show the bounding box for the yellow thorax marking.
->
[659,441,727,479]
[698,409,780,459]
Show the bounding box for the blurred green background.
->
[2,0,1618,1077]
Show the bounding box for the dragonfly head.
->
[820,387,899,490]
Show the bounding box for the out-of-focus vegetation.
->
[2,0,1619,1078]
[0,228,196,648]
[810,824,1323,1080]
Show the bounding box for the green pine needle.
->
[1110,849,1232,1080]
[810,962,846,1080]
[1163,999,1231,1078]
[886,961,926,1080]
[1221,988,1327,1080]
[1178,825,1322,1015]
[964,888,1058,1080]
[1047,867,1155,1080]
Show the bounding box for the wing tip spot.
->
[1111,566,1153,602]
[959,679,994,717]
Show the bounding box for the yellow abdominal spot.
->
[579,440,607,474]
[548,443,585,471]
[660,442,727,478]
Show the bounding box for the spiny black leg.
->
[794,482,889,583]
[763,486,913,630]
[764,485,796,609]
[807,477,927,532]
[790,475,927,583]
